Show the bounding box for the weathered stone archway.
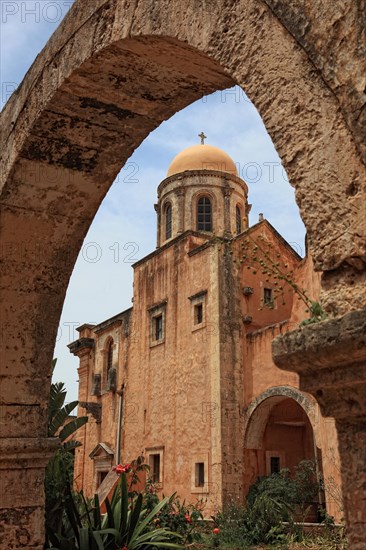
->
[243,386,339,521]
[243,386,327,519]
[1,0,365,547]
[244,385,319,449]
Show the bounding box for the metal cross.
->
[198,131,207,145]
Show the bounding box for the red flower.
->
[113,463,131,475]
[213,527,220,535]
[185,513,192,523]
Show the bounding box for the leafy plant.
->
[46,472,184,549]
[210,461,323,548]
[45,359,88,542]
[142,479,204,546]
[237,233,328,324]
[48,359,88,451]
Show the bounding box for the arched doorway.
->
[0,0,365,547]
[244,388,324,520]
[262,399,317,477]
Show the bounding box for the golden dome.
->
[167,144,238,177]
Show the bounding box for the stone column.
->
[0,436,58,549]
[223,186,232,237]
[272,310,366,549]
[68,336,95,492]
[0,299,60,549]
[175,188,185,235]
[154,203,160,248]
[244,201,252,229]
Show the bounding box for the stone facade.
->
[70,145,342,521]
[1,0,365,547]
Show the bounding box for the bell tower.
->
[156,135,251,247]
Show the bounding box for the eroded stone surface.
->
[0,0,365,546]
[263,0,366,164]
[336,419,366,549]
[272,310,366,547]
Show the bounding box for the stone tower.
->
[156,142,251,246]
[69,138,341,521]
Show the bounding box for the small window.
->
[194,303,203,325]
[98,471,108,488]
[149,454,161,483]
[270,456,280,474]
[189,291,207,330]
[195,462,205,487]
[153,314,163,341]
[165,204,172,240]
[263,288,273,305]
[236,205,242,234]
[106,339,113,375]
[149,302,166,346]
[197,197,212,232]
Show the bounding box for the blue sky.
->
[1,1,305,401]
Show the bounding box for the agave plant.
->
[47,473,183,549]
[101,472,182,548]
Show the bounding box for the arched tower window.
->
[197,197,212,232]
[165,203,172,240]
[107,339,113,374]
[236,205,242,234]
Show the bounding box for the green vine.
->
[236,233,328,325]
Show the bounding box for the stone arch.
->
[243,385,319,450]
[235,202,244,234]
[104,336,114,371]
[0,0,365,546]
[243,386,327,522]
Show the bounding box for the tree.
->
[45,359,88,539]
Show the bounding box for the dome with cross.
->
[167,137,238,177]
[157,133,248,247]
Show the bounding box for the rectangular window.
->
[263,287,273,305]
[189,291,207,331]
[149,454,161,483]
[149,302,167,346]
[154,314,163,341]
[191,455,209,493]
[266,451,284,476]
[195,462,205,487]
[98,471,108,488]
[270,456,280,474]
[194,303,203,325]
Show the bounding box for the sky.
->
[1,1,306,402]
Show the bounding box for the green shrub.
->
[247,460,320,525]
[211,460,322,548]
[141,477,204,545]
[46,472,184,549]
[45,360,88,541]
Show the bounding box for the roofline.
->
[132,230,211,268]
[93,307,133,334]
[158,169,248,196]
[76,323,95,333]
[233,219,303,261]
